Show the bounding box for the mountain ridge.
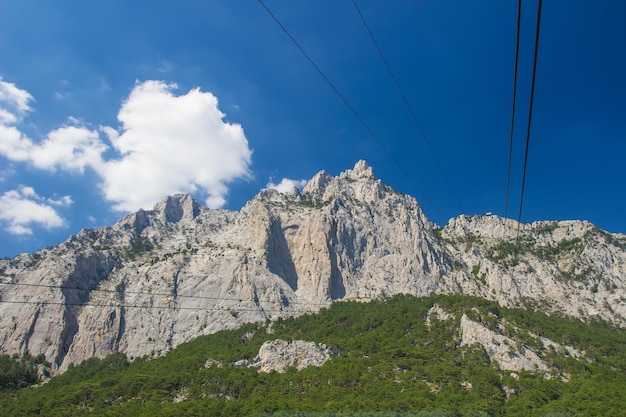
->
[1,160,624,373]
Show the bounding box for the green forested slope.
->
[1,294,625,416]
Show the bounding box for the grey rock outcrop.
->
[459,314,549,372]
[248,339,336,373]
[1,160,625,374]
[427,306,583,373]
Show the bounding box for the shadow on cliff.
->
[56,252,118,367]
[266,218,299,292]
[329,245,347,300]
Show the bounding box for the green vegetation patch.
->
[1,295,625,416]
[122,237,154,260]
[486,236,584,265]
[0,352,50,392]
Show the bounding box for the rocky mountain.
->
[1,160,625,373]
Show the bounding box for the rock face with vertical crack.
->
[0,161,625,374]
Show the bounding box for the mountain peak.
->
[303,170,332,194]
[153,193,201,223]
[302,160,376,197]
[343,160,374,180]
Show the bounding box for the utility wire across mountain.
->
[0,298,302,314]
[351,0,464,213]
[258,0,443,218]
[512,0,543,253]
[504,0,523,225]
[0,281,332,310]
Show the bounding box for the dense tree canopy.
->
[1,294,624,416]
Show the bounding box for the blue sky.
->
[1,0,624,258]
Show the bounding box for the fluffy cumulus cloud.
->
[0,77,106,172]
[101,81,252,211]
[0,77,36,161]
[0,77,33,113]
[29,125,108,173]
[266,178,308,193]
[0,186,71,235]
[0,78,253,214]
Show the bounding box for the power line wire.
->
[516,0,543,248]
[0,281,331,308]
[0,298,305,313]
[1,281,242,302]
[257,0,440,216]
[0,287,395,316]
[351,0,463,213]
[504,0,522,223]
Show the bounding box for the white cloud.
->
[0,108,17,124]
[0,79,35,161]
[0,77,253,213]
[100,80,252,211]
[29,124,108,173]
[0,119,107,173]
[1,78,107,172]
[47,195,73,207]
[0,124,33,161]
[53,91,71,101]
[0,77,33,114]
[19,186,37,198]
[266,178,308,193]
[0,186,70,235]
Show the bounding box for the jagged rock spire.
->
[345,160,374,179]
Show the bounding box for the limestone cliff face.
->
[0,161,624,373]
[252,160,452,303]
[439,215,626,324]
